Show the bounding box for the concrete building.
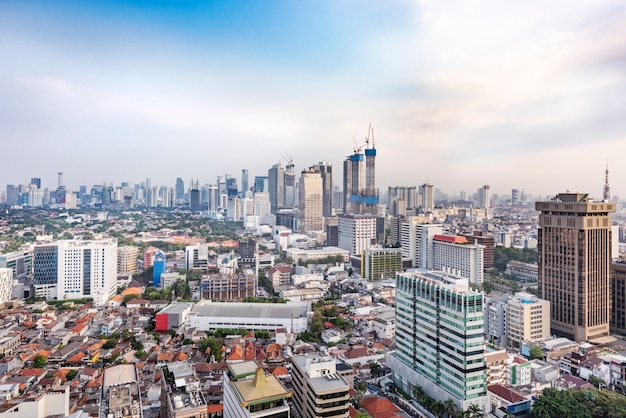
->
[268,163,285,213]
[612,261,626,334]
[33,238,117,305]
[389,270,487,412]
[160,361,207,418]
[505,261,538,282]
[399,220,442,268]
[313,161,333,218]
[100,364,143,418]
[419,183,434,212]
[505,293,550,351]
[117,246,139,274]
[299,168,324,233]
[0,270,11,305]
[536,193,616,342]
[155,302,194,332]
[223,361,291,418]
[185,244,211,271]
[361,248,402,281]
[187,300,311,333]
[0,386,69,418]
[0,250,32,280]
[432,235,484,286]
[291,354,350,418]
[462,231,495,270]
[285,247,349,265]
[338,214,378,256]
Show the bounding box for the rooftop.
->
[191,300,310,319]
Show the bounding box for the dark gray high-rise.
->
[268,163,284,213]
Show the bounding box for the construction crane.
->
[282,152,294,166]
[364,122,372,148]
[353,137,365,154]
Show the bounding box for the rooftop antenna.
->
[603,160,611,202]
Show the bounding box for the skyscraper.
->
[284,162,296,209]
[268,163,285,213]
[175,177,185,199]
[536,193,616,342]
[342,128,378,215]
[389,270,487,412]
[241,168,249,198]
[419,183,434,212]
[299,167,323,233]
[189,180,201,211]
[313,161,333,217]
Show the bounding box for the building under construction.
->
[343,125,379,215]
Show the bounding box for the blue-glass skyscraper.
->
[153,252,166,287]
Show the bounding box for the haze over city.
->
[2,0,626,199]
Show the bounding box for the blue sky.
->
[2,0,626,200]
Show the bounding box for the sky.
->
[2,0,626,200]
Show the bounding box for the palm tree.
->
[412,385,426,404]
[443,398,457,418]
[431,400,445,417]
[466,403,484,418]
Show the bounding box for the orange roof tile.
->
[362,396,403,418]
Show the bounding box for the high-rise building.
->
[343,126,378,215]
[536,193,616,342]
[313,161,333,217]
[254,192,271,224]
[207,184,219,212]
[33,239,118,306]
[0,269,12,304]
[190,180,201,211]
[241,169,249,198]
[419,183,434,212]
[477,185,490,209]
[389,270,487,412]
[118,246,139,274]
[299,168,323,233]
[254,176,269,193]
[611,261,626,334]
[432,235,484,286]
[153,252,166,287]
[291,354,350,418]
[338,214,378,255]
[268,163,285,213]
[284,163,296,209]
[175,177,185,199]
[30,177,41,189]
[511,189,520,206]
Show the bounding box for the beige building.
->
[536,193,616,342]
[299,168,324,233]
[291,354,350,418]
[223,361,291,418]
[117,246,139,274]
[505,293,550,351]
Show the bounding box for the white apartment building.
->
[432,235,484,285]
[338,215,378,256]
[0,269,12,305]
[399,220,442,268]
[33,239,118,305]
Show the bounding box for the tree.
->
[103,339,117,349]
[33,355,46,368]
[443,398,457,418]
[413,385,426,404]
[530,345,544,360]
[66,369,78,380]
[465,403,484,418]
[369,362,382,381]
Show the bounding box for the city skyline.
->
[2,1,626,198]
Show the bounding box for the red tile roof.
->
[488,384,526,403]
[362,395,403,418]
